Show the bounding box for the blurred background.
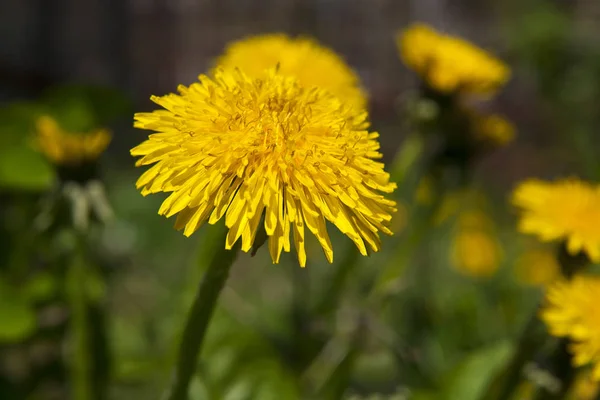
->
[3,0,600,177]
[1,0,600,399]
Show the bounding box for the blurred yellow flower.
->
[415,176,435,205]
[433,189,488,226]
[457,209,494,230]
[131,68,397,267]
[214,33,367,111]
[540,275,600,381]
[572,370,600,400]
[515,248,561,286]
[512,179,600,263]
[35,116,111,165]
[472,113,516,146]
[514,381,534,400]
[451,209,501,278]
[397,23,510,95]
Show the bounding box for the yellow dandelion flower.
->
[457,209,494,230]
[35,116,111,165]
[572,369,600,400]
[472,113,516,146]
[396,23,510,95]
[515,248,561,286]
[433,189,488,226]
[214,33,367,111]
[540,275,600,381]
[512,179,600,263]
[451,220,502,278]
[131,68,397,267]
[514,381,534,400]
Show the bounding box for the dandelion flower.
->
[457,209,494,230]
[35,116,111,165]
[540,275,600,380]
[471,113,516,146]
[397,23,510,96]
[433,189,488,226]
[215,33,367,111]
[451,229,502,277]
[515,247,561,286]
[131,68,397,267]
[512,179,600,263]
[451,211,502,278]
[573,370,600,399]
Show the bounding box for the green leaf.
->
[189,376,212,400]
[441,341,513,400]
[407,390,438,400]
[0,295,37,342]
[23,273,58,302]
[85,268,107,302]
[222,378,255,400]
[41,84,132,132]
[0,102,43,143]
[0,102,55,191]
[352,350,399,388]
[389,132,426,184]
[0,143,55,191]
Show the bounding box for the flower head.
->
[512,179,600,263]
[574,370,600,399]
[35,116,111,165]
[214,34,367,111]
[515,247,561,286]
[451,210,502,278]
[540,275,600,380]
[397,23,510,95]
[451,229,502,278]
[131,68,397,266]
[471,112,516,147]
[433,188,488,226]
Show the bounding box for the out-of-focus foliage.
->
[1,1,600,399]
[0,85,131,191]
[0,103,54,190]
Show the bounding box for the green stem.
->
[67,234,92,400]
[163,229,239,400]
[479,312,547,400]
[389,132,426,184]
[290,263,317,372]
[313,244,359,316]
[481,244,590,400]
[532,339,576,400]
[530,245,590,400]
[371,180,443,297]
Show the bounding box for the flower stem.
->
[530,245,589,400]
[163,229,239,400]
[479,312,547,400]
[480,243,590,400]
[531,339,576,400]
[67,234,92,400]
[313,244,359,316]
